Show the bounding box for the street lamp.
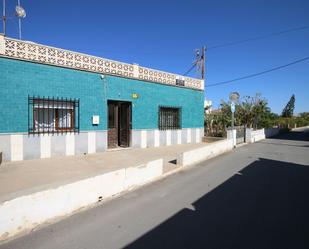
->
[15,1,26,40]
[2,0,26,39]
[229,92,240,129]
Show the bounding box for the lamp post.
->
[2,0,6,36]
[229,92,240,147]
[229,92,240,128]
[2,0,26,39]
[15,0,26,40]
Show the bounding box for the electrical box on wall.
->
[132,93,139,99]
[92,115,100,125]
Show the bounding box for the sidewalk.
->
[0,143,205,202]
[0,138,237,242]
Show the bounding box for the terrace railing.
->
[0,35,203,90]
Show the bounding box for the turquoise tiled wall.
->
[106,76,204,129]
[0,57,204,133]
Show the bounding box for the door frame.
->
[107,100,132,149]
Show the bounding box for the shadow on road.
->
[257,141,309,148]
[125,158,309,249]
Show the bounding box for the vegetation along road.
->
[1,128,309,249]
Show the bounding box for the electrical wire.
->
[99,24,309,58]
[183,62,197,76]
[207,25,309,50]
[206,56,309,87]
[184,25,309,76]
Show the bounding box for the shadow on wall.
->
[271,130,309,142]
[124,158,309,249]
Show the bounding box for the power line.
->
[206,56,309,88]
[98,24,309,57]
[207,25,309,50]
[183,25,309,76]
[104,24,309,57]
[183,62,197,76]
[53,24,309,60]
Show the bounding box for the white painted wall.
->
[177,130,182,145]
[177,139,233,167]
[154,130,160,147]
[0,159,163,241]
[40,135,51,159]
[124,159,163,188]
[246,128,280,143]
[87,132,96,154]
[187,129,192,143]
[195,129,200,143]
[10,135,23,161]
[227,129,237,147]
[141,130,147,148]
[166,130,171,146]
[250,129,266,142]
[65,134,75,156]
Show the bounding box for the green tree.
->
[204,93,281,136]
[281,94,295,117]
[235,93,269,128]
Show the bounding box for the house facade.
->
[0,34,204,162]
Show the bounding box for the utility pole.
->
[186,47,206,80]
[2,0,6,36]
[18,0,21,39]
[201,46,206,80]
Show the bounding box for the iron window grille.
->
[28,96,80,135]
[158,106,181,130]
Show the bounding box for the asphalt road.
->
[1,128,309,249]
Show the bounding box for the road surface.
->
[1,128,309,249]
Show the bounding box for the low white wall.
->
[0,159,163,241]
[124,159,163,189]
[177,139,234,167]
[0,131,107,162]
[251,129,266,143]
[246,127,280,143]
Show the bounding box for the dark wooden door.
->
[119,103,131,147]
[108,102,118,148]
[108,101,131,148]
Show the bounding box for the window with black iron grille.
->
[158,106,181,130]
[28,96,80,135]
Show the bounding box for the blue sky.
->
[3,0,309,114]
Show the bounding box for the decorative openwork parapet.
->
[0,35,204,90]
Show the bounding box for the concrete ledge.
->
[177,139,233,167]
[124,159,163,189]
[0,159,163,241]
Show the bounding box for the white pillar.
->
[0,34,5,55]
[166,130,171,146]
[187,129,191,143]
[154,130,160,147]
[88,132,96,154]
[40,134,51,159]
[245,128,253,143]
[141,130,147,148]
[11,134,23,161]
[227,129,237,147]
[177,130,182,144]
[66,133,75,156]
